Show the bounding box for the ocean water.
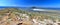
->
[0,6,60,11]
[19,7,60,11]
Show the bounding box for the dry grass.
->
[0,8,60,25]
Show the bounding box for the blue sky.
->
[0,0,60,8]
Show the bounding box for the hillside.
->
[0,8,60,25]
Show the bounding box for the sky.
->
[0,0,60,8]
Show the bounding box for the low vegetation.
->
[0,8,60,25]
